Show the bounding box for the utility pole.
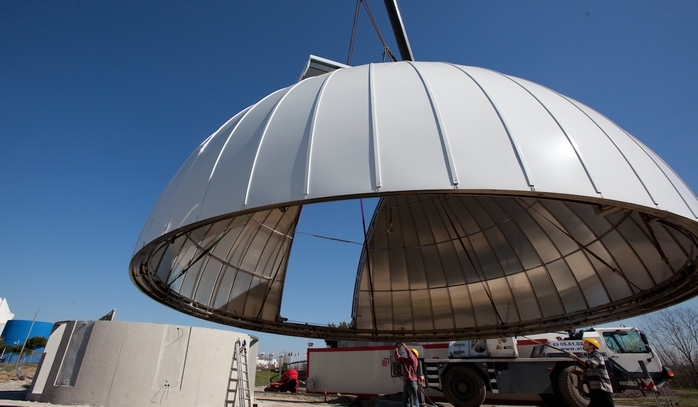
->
[15,310,38,367]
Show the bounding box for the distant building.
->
[0,297,14,334]
[1,319,53,346]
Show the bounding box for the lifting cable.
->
[639,213,669,265]
[347,0,398,65]
[167,227,234,287]
[360,198,379,332]
[256,247,291,321]
[294,230,363,245]
[347,0,361,65]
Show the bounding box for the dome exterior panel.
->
[640,146,698,219]
[308,67,374,196]
[136,143,204,252]
[574,104,692,217]
[166,117,243,232]
[630,143,698,220]
[372,63,453,191]
[198,90,288,220]
[514,77,655,207]
[465,67,597,196]
[245,78,325,207]
[420,63,529,190]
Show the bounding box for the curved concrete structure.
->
[130,61,698,341]
[28,320,257,407]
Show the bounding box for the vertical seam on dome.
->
[244,85,303,207]
[160,147,210,234]
[206,107,253,182]
[156,109,250,240]
[502,75,603,198]
[304,71,337,198]
[617,127,698,219]
[407,61,459,187]
[198,106,254,217]
[558,94,663,210]
[369,63,382,190]
[447,64,536,192]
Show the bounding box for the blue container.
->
[1,320,53,346]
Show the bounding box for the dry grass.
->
[612,388,697,407]
[0,364,37,383]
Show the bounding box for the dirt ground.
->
[0,365,35,387]
[1,365,695,407]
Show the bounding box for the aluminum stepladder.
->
[225,339,252,407]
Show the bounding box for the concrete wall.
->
[27,320,257,407]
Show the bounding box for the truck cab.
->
[592,327,670,392]
[425,326,672,407]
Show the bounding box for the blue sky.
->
[2,1,698,357]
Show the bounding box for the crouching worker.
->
[264,368,299,393]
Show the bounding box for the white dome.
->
[131,61,698,340]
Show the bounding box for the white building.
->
[0,297,15,334]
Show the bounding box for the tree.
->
[641,306,698,388]
[324,321,350,348]
[25,336,48,350]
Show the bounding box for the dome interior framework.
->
[132,193,698,341]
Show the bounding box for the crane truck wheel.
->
[558,365,590,407]
[442,366,486,407]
